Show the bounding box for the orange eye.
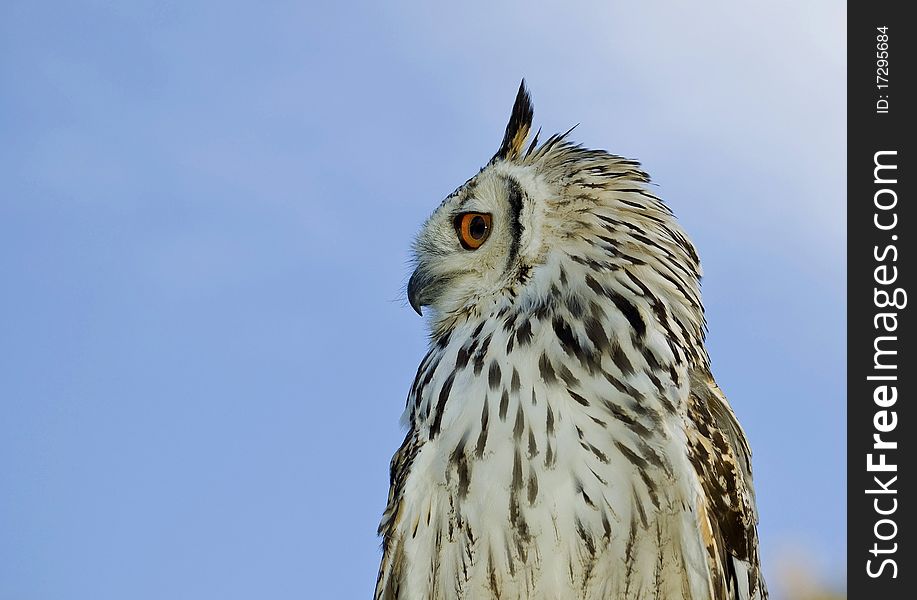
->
[455,212,492,249]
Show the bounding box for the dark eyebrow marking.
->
[502,176,524,274]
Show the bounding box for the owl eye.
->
[455,212,492,250]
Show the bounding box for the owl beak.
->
[407,269,425,316]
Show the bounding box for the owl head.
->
[408,81,705,356]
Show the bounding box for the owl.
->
[376,82,765,600]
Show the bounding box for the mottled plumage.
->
[376,82,765,600]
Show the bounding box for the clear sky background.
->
[1,2,845,599]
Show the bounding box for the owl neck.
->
[409,249,707,435]
[434,247,706,368]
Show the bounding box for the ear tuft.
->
[493,79,534,163]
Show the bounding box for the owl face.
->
[408,83,548,326]
[408,168,530,319]
[408,81,704,350]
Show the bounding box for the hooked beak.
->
[408,265,450,317]
[407,269,426,316]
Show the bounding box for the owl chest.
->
[395,367,709,599]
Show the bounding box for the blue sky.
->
[0,1,845,598]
